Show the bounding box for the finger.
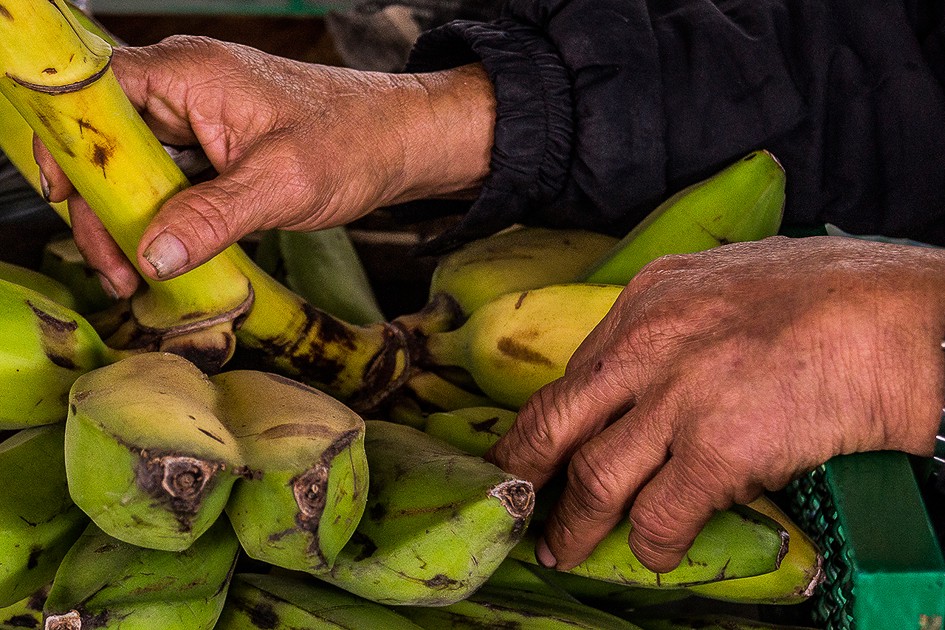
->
[626,451,748,573]
[32,135,73,203]
[486,331,653,488]
[136,140,315,280]
[68,196,141,299]
[536,401,671,571]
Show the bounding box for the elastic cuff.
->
[407,19,573,253]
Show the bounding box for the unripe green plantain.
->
[0,426,87,608]
[534,568,691,609]
[424,406,517,456]
[217,573,423,630]
[0,261,78,311]
[399,585,645,629]
[583,151,785,284]
[511,504,788,588]
[483,558,578,601]
[424,284,624,408]
[429,226,620,316]
[0,584,47,630]
[0,278,121,429]
[633,615,818,630]
[43,518,239,630]
[65,352,243,551]
[321,420,535,606]
[218,370,368,574]
[687,498,824,604]
[40,236,112,315]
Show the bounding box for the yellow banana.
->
[583,151,785,284]
[43,518,239,630]
[0,426,87,608]
[321,420,535,606]
[424,284,623,408]
[429,226,619,316]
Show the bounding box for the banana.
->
[0,279,122,429]
[399,584,645,629]
[0,261,78,311]
[255,228,385,325]
[42,518,240,630]
[217,573,423,629]
[0,583,48,630]
[632,615,818,630]
[429,226,620,316]
[320,420,535,606]
[511,501,788,588]
[582,151,785,284]
[65,352,243,551]
[0,0,412,407]
[218,370,368,574]
[687,498,824,604]
[424,283,624,408]
[0,426,88,608]
[424,406,517,456]
[483,558,578,601]
[39,236,112,315]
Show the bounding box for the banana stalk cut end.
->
[136,451,223,528]
[44,609,81,630]
[489,479,535,533]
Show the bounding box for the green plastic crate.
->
[787,451,945,629]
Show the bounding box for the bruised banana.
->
[424,283,624,408]
[321,420,535,606]
[217,573,423,630]
[686,497,824,604]
[65,352,243,551]
[0,279,123,429]
[429,226,619,317]
[43,518,239,630]
[399,585,644,630]
[0,1,411,409]
[219,370,368,574]
[0,260,78,311]
[583,151,786,284]
[66,352,370,564]
[0,426,88,608]
[0,583,47,630]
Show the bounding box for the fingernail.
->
[535,538,557,569]
[143,232,189,278]
[39,170,50,201]
[97,273,120,300]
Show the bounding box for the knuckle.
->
[566,448,622,517]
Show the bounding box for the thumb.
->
[136,144,313,280]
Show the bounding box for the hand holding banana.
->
[488,235,945,574]
[35,36,495,294]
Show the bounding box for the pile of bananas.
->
[0,1,827,629]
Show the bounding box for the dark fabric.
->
[406,0,945,251]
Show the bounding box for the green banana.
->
[217,573,423,629]
[0,278,122,429]
[43,518,240,630]
[511,502,788,588]
[218,370,368,574]
[429,226,620,316]
[483,558,579,601]
[0,583,48,630]
[0,260,78,311]
[255,227,386,325]
[424,406,517,456]
[321,420,535,606]
[399,584,645,629]
[0,426,88,608]
[582,151,785,284]
[65,352,243,551]
[40,236,112,315]
[632,615,818,630]
[687,498,824,604]
[424,283,624,408]
[534,567,691,609]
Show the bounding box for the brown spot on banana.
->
[496,337,554,367]
[0,5,11,21]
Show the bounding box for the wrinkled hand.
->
[487,235,945,573]
[35,35,494,296]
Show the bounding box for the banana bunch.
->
[0,425,88,608]
[65,352,369,574]
[218,572,423,629]
[42,518,240,629]
[320,420,535,606]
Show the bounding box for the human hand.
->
[486,235,945,573]
[35,35,494,296]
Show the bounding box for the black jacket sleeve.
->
[406,0,945,251]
